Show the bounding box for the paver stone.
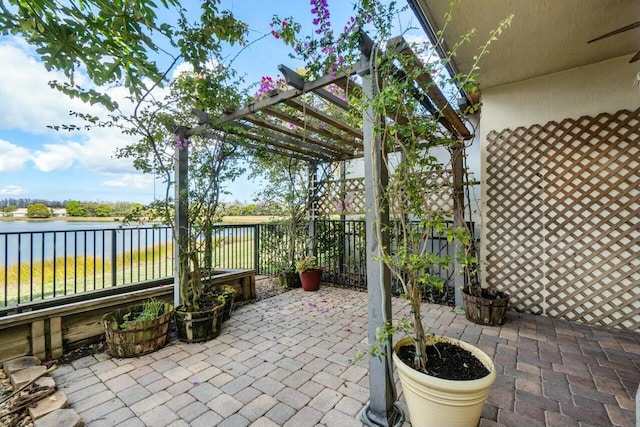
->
[3,356,41,376]
[10,365,48,389]
[29,391,69,420]
[33,409,83,427]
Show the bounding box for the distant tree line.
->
[1,198,286,218]
[64,200,143,217]
[219,201,285,217]
[0,198,67,209]
[0,199,144,218]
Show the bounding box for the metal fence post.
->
[111,229,117,286]
[254,224,260,274]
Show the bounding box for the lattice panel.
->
[318,171,453,216]
[318,178,366,215]
[486,109,640,331]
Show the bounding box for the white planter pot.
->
[392,336,496,427]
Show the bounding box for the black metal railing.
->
[0,226,175,308]
[1,220,478,309]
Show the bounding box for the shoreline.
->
[0,216,124,222]
[0,215,282,224]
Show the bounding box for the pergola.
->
[176,32,474,427]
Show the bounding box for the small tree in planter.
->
[112,11,249,342]
[11,0,249,346]
[118,67,248,342]
[271,1,511,425]
[250,150,336,287]
[251,155,310,286]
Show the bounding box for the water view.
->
[0,221,171,267]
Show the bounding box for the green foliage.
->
[115,59,248,312]
[27,203,50,218]
[295,255,319,273]
[272,0,511,372]
[0,0,247,109]
[65,200,86,217]
[2,205,17,213]
[94,204,113,217]
[120,298,165,330]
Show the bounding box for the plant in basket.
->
[117,57,249,343]
[295,255,322,292]
[103,298,174,358]
[459,225,510,326]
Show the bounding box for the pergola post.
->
[452,142,465,308]
[360,61,403,427]
[307,161,318,257]
[174,135,189,309]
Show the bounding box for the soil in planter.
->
[397,342,490,380]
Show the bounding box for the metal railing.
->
[0,226,174,308]
[1,220,478,310]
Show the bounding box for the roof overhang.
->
[409,0,640,91]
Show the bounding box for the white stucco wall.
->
[478,53,640,289]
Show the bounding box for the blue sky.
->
[0,1,424,205]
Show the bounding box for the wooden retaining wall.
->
[0,269,256,364]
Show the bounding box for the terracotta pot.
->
[392,336,496,427]
[299,269,322,291]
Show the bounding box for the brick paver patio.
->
[51,286,640,426]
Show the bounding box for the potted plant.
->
[268,2,511,425]
[219,284,236,322]
[459,228,510,326]
[103,298,174,358]
[295,255,322,291]
[117,58,248,343]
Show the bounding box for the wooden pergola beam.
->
[387,36,472,139]
[285,98,363,139]
[262,107,363,150]
[279,65,352,112]
[200,130,317,162]
[243,115,354,157]
[226,122,339,161]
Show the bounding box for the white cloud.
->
[0,139,30,172]
[103,173,154,189]
[0,41,92,132]
[0,185,26,196]
[31,143,78,172]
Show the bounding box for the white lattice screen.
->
[318,171,453,216]
[486,109,640,330]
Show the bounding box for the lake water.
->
[0,221,172,267]
[0,221,254,267]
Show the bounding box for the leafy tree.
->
[3,205,17,213]
[0,0,247,110]
[95,204,113,217]
[27,203,51,218]
[65,200,87,217]
[250,153,335,272]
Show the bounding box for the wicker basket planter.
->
[103,303,174,358]
[220,288,236,322]
[462,289,509,326]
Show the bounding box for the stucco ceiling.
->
[410,0,640,90]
